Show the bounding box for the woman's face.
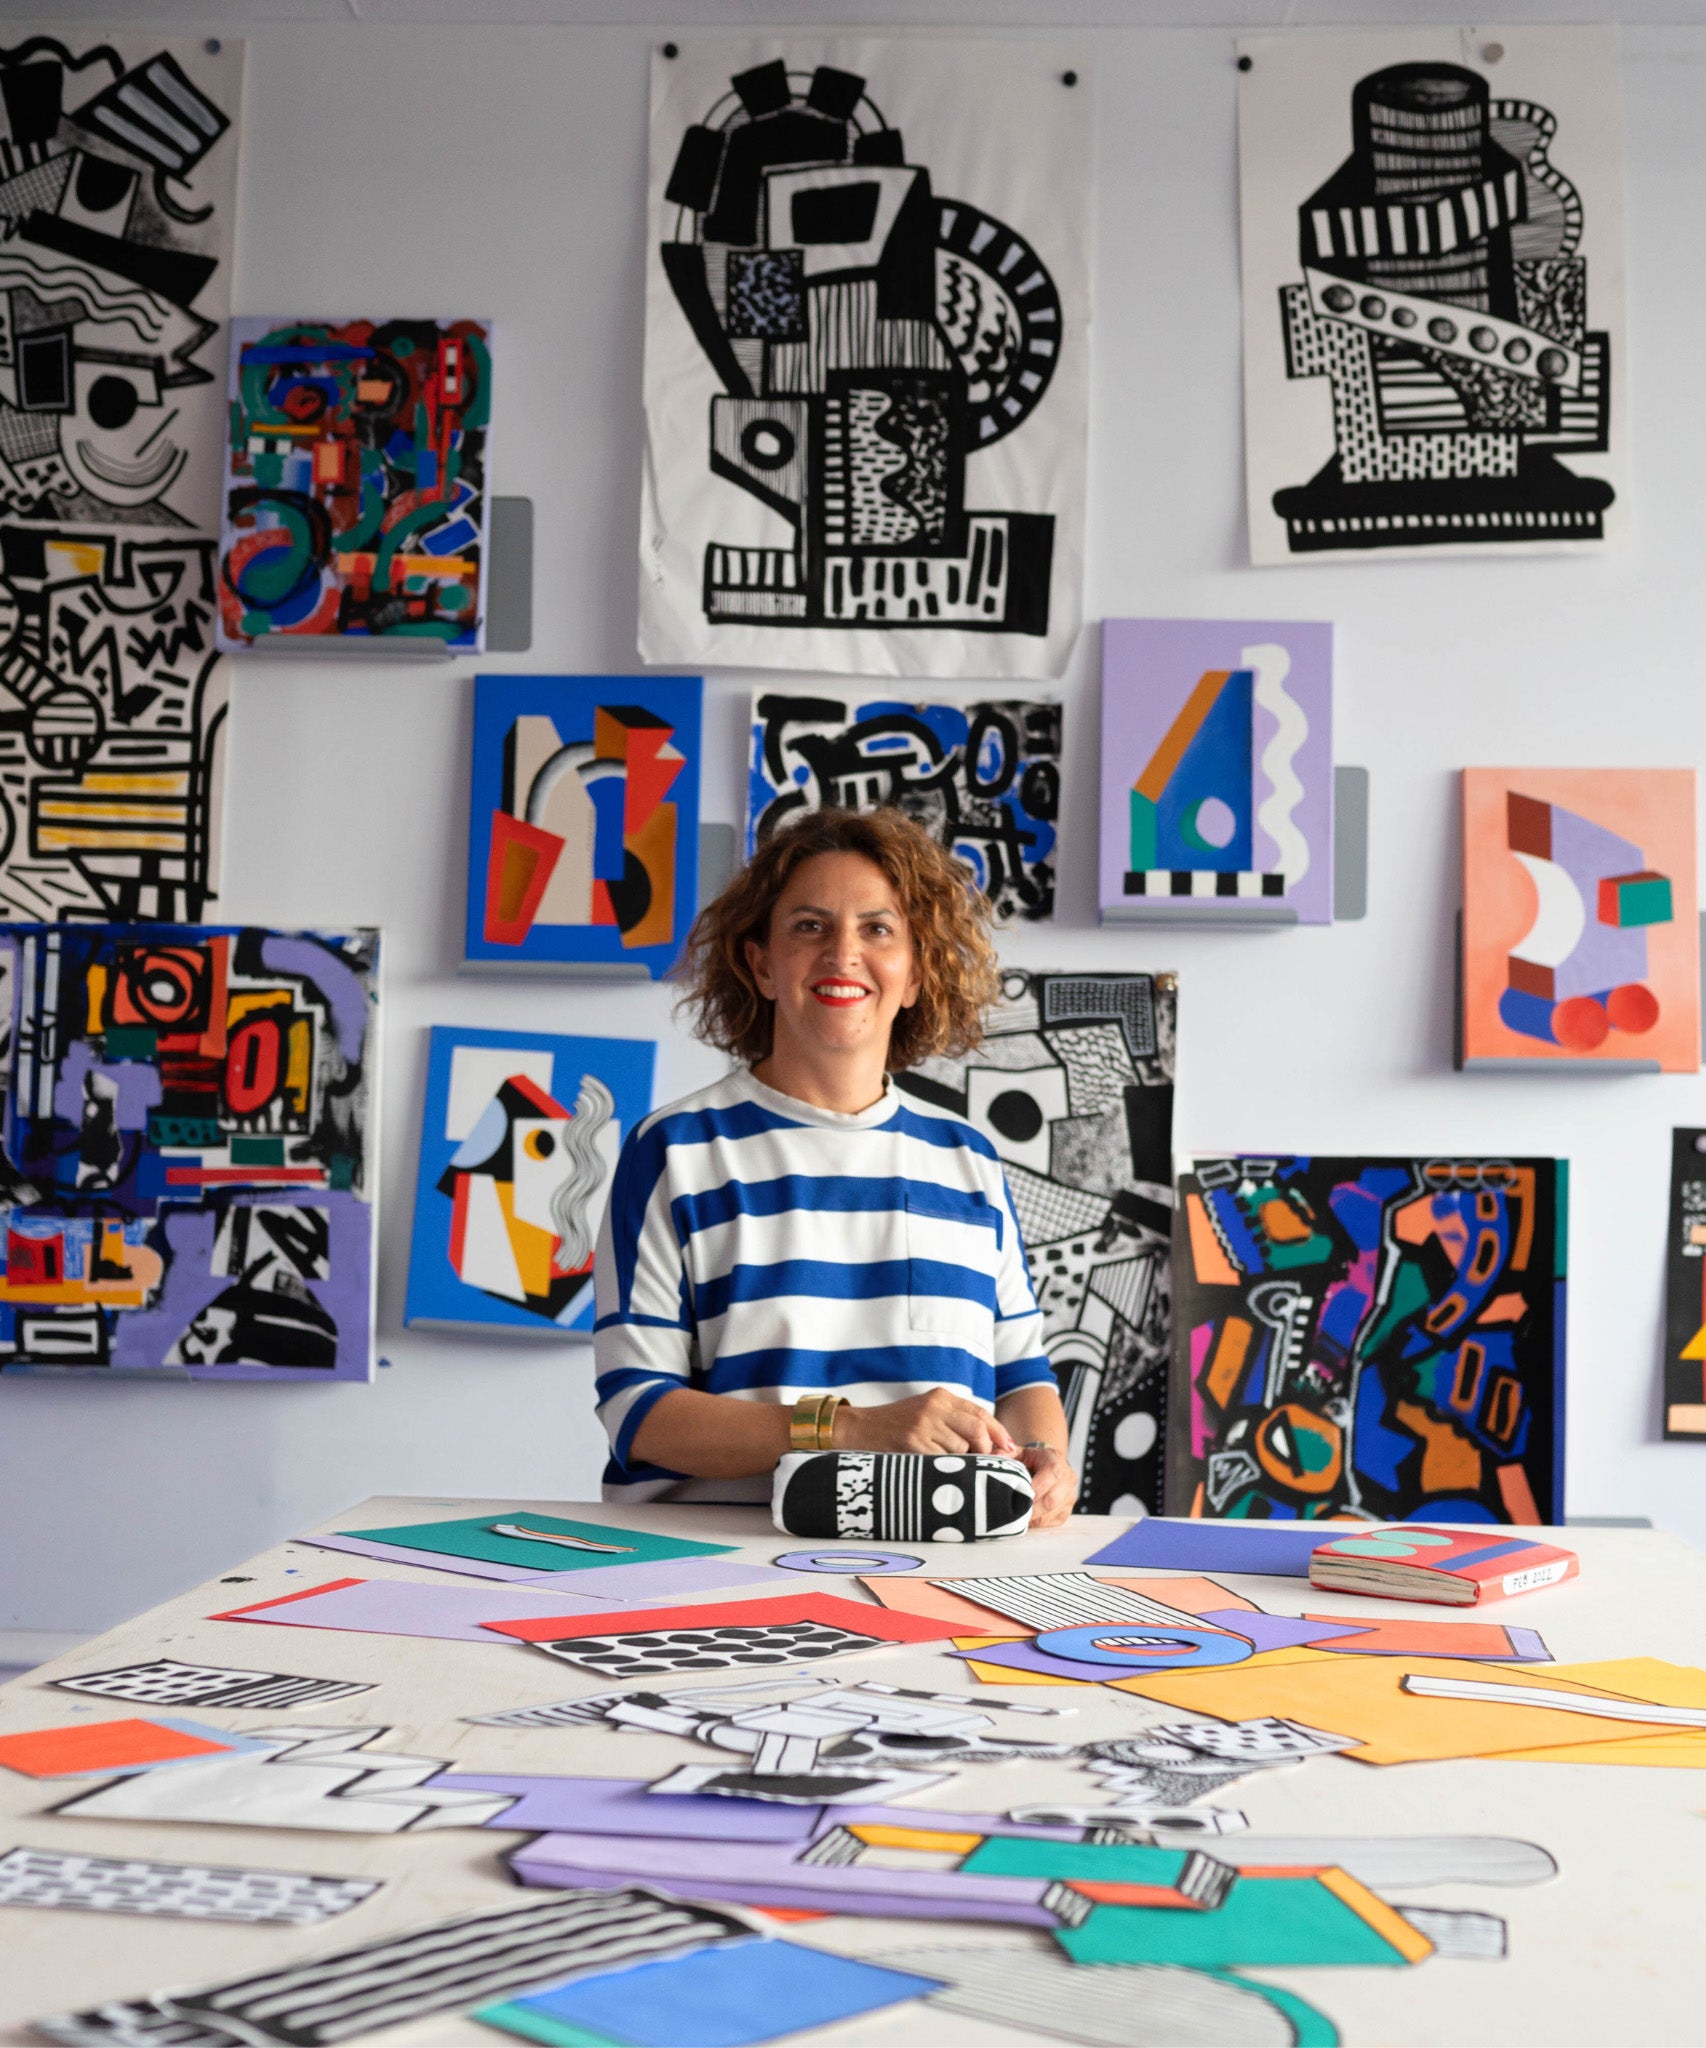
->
[745,851,922,1069]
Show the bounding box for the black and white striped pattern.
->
[1123,869,1286,900]
[34,1889,755,2047]
[55,1663,374,1713]
[0,1847,376,1927]
[940,1572,1203,1632]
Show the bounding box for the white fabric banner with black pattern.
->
[639,38,1092,680]
[1238,26,1627,565]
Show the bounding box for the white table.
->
[3,1499,1704,2046]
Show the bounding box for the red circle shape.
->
[1605,983,1660,1035]
[1552,996,1610,1051]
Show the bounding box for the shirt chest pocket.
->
[903,1185,1001,1344]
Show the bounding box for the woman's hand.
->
[835,1388,1019,1457]
[1019,1443,1079,1528]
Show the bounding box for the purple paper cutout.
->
[54,1042,161,1131]
[1197,1609,1370,1651]
[218,1578,605,1644]
[298,1534,795,1603]
[261,935,369,1062]
[508,1830,1064,1926]
[436,1775,817,1840]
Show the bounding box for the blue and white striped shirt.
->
[593,1066,1054,1503]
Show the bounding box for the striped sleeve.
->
[991,1165,1055,1399]
[592,1114,693,1467]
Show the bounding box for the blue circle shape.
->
[773,1548,923,1575]
[1034,1625,1253,1671]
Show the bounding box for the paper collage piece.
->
[0,1717,247,1779]
[405,1025,655,1335]
[501,1675,1079,1785]
[33,1888,756,2048]
[639,39,1092,681]
[52,1724,522,1833]
[0,531,229,925]
[774,1450,1033,1543]
[1099,619,1333,924]
[211,1575,653,1647]
[1170,1155,1567,1525]
[337,1509,737,1573]
[746,692,1060,920]
[465,673,702,978]
[476,1937,941,2048]
[1098,1652,1706,1770]
[1664,1130,1706,1437]
[217,317,493,652]
[0,923,378,1377]
[874,1943,1340,2048]
[54,1660,374,1710]
[1239,27,1627,563]
[895,969,1175,1513]
[0,1844,379,1925]
[1461,768,1699,1070]
[0,33,242,530]
[485,1590,960,1681]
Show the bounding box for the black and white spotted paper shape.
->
[772,1451,1033,1542]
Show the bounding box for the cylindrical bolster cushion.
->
[772,1450,1034,1542]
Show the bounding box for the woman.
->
[592,805,1079,1529]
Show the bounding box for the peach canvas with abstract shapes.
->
[1462,768,1699,1071]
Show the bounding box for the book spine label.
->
[1501,1558,1569,1595]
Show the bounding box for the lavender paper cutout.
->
[218,1579,609,1645]
[298,1534,794,1602]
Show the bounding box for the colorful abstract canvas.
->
[747,692,1059,920]
[1169,1156,1567,1525]
[639,39,1092,681]
[1239,29,1627,563]
[405,1025,654,1335]
[1099,620,1334,924]
[0,923,377,1378]
[217,318,493,652]
[1461,769,1699,1070]
[0,32,243,530]
[464,675,702,979]
[1664,1131,1706,1440]
[893,970,1175,1515]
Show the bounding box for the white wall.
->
[3,11,1704,1643]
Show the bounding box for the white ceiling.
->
[10,0,1706,26]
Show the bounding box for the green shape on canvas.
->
[1056,1874,1423,1969]
[340,1511,736,1573]
[963,1838,1197,1884]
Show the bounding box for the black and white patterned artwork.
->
[532,1619,883,1680]
[0,1845,377,1925]
[640,39,1091,680]
[33,1889,754,2047]
[55,1662,374,1712]
[773,1450,1033,1542]
[0,31,243,531]
[894,969,1176,1515]
[1239,27,1626,563]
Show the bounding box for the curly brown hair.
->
[675,807,1000,1071]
